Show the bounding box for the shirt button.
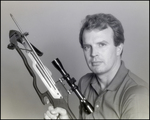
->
[96,105,99,108]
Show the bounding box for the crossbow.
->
[7,14,94,119]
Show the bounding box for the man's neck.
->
[97,59,121,90]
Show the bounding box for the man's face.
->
[82,27,121,75]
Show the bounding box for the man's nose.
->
[91,47,98,57]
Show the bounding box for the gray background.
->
[1,1,149,119]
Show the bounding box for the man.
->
[44,13,149,119]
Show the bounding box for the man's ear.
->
[116,43,124,56]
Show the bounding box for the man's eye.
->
[99,43,106,47]
[83,46,90,50]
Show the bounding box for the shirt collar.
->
[90,61,129,92]
[90,74,101,94]
[106,61,129,91]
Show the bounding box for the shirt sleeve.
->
[77,73,93,119]
[121,85,149,119]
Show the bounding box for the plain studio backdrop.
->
[1,1,149,119]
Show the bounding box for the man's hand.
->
[44,105,70,119]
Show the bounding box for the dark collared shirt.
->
[78,61,149,119]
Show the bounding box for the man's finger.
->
[45,111,58,119]
[44,113,50,119]
[52,107,67,115]
[48,105,54,111]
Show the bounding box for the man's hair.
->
[79,13,125,48]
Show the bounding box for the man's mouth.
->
[91,61,102,66]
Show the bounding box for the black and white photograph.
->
[1,1,149,119]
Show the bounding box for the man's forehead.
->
[82,27,114,43]
[83,26,113,34]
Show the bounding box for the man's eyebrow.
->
[82,43,91,46]
[97,40,109,44]
[82,40,109,46]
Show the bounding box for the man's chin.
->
[90,68,103,75]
